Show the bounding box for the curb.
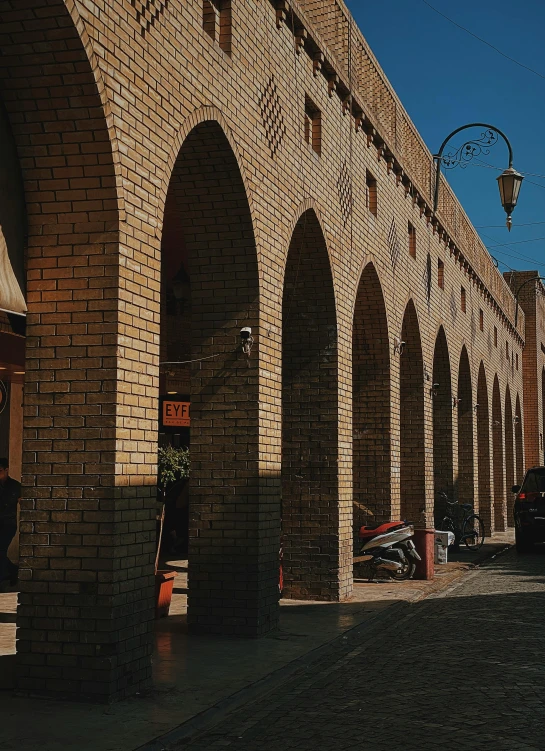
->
[135,541,514,751]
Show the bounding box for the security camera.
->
[240,327,254,355]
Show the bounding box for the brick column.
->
[281,210,346,601]
[0,2,155,700]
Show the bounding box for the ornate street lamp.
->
[433,123,523,231]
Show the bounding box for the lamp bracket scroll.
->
[432,123,522,232]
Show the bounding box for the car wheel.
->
[515,526,533,554]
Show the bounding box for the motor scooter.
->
[356,521,421,581]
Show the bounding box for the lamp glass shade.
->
[497,167,523,215]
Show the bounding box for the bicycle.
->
[437,491,485,551]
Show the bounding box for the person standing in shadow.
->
[0,457,20,587]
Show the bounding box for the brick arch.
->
[352,262,391,533]
[0,1,135,701]
[505,385,515,526]
[400,299,425,523]
[515,393,524,483]
[281,208,340,601]
[432,326,453,522]
[492,375,506,530]
[477,362,492,534]
[457,345,474,506]
[158,105,259,250]
[160,119,277,635]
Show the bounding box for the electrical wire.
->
[159,352,227,366]
[420,0,545,81]
[487,237,545,248]
[479,230,544,267]
[476,221,545,229]
[465,159,545,192]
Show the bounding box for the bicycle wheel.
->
[462,514,485,551]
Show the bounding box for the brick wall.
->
[0,0,530,700]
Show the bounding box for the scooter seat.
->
[358,521,405,539]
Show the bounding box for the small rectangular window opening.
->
[304,96,321,156]
[408,222,416,259]
[506,341,509,359]
[461,287,466,313]
[516,352,519,370]
[366,170,377,217]
[437,258,444,290]
[479,309,484,331]
[203,0,231,54]
[494,326,498,347]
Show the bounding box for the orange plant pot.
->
[155,570,177,618]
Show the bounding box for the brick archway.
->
[477,363,492,534]
[0,1,142,701]
[457,346,473,506]
[352,262,390,535]
[400,300,425,523]
[515,394,524,483]
[281,209,341,601]
[161,120,278,635]
[505,385,515,526]
[492,375,506,531]
[433,327,453,523]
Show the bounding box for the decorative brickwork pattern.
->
[337,161,352,226]
[132,0,169,36]
[259,77,286,157]
[387,218,400,268]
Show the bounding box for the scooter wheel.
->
[389,560,416,581]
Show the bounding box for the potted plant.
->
[155,445,190,617]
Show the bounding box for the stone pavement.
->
[181,544,545,751]
[0,532,514,751]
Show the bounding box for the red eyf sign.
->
[162,400,190,427]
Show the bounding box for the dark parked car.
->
[512,466,545,552]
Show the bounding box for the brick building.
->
[0,0,539,702]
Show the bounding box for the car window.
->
[522,470,545,493]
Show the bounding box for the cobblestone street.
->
[181,549,545,751]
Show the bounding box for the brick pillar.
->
[0,1,155,700]
[515,394,524,483]
[492,376,506,531]
[477,363,493,535]
[281,210,346,601]
[164,121,279,635]
[432,327,453,524]
[504,386,515,526]
[353,263,391,538]
[457,347,474,506]
[399,300,426,525]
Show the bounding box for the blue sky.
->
[345,0,545,278]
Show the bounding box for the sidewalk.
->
[0,531,513,751]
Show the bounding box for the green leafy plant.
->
[157,445,190,492]
[155,446,190,575]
